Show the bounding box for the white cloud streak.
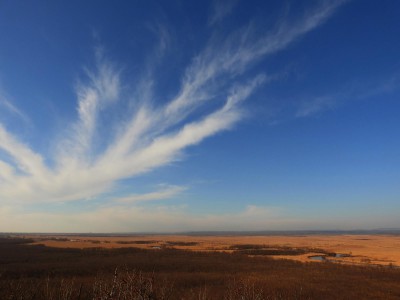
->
[115,185,187,203]
[0,94,30,123]
[294,72,400,118]
[208,0,239,26]
[0,0,345,210]
[295,96,336,117]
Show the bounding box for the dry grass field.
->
[1,235,400,299]
[26,233,400,267]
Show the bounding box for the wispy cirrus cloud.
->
[0,93,30,124]
[294,73,400,118]
[295,96,336,118]
[208,0,239,26]
[0,0,345,210]
[115,185,187,204]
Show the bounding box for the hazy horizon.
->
[3,228,400,235]
[1,0,399,232]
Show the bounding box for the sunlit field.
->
[1,234,400,299]
[25,233,400,267]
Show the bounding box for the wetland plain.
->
[1,233,400,299]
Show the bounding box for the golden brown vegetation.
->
[27,234,400,266]
[1,236,400,299]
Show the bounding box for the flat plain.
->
[26,233,400,267]
[1,234,400,299]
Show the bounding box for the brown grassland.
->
[1,234,400,299]
[28,233,400,266]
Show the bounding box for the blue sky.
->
[0,0,399,232]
